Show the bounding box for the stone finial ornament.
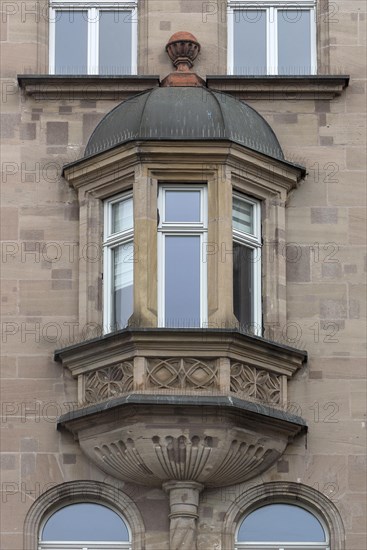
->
[166,31,201,70]
[161,31,205,87]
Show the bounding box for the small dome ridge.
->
[84,87,284,161]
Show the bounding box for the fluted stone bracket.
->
[58,395,306,488]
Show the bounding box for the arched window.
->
[236,503,329,550]
[39,503,131,550]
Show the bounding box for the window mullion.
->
[268,7,277,75]
[49,8,56,74]
[310,7,317,74]
[88,7,99,74]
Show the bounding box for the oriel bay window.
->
[233,193,262,334]
[49,1,137,75]
[228,0,316,75]
[103,192,134,332]
[158,185,208,328]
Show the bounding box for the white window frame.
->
[235,502,330,550]
[157,185,208,328]
[103,191,134,333]
[49,0,137,75]
[232,192,262,335]
[228,0,316,75]
[38,502,132,550]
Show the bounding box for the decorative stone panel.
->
[146,358,219,390]
[83,361,133,404]
[230,361,283,405]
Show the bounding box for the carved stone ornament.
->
[230,361,282,404]
[84,361,133,404]
[61,400,305,489]
[146,358,219,390]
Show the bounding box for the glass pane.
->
[99,11,132,74]
[233,243,253,330]
[278,10,311,74]
[113,242,133,328]
[55,11,88,74]
[233,10,266,75]
[165,236,200,327]
[233,197,254,234]
[238,504,326,542]
[165,191,201,223]
[112,197,133,234]
[42,503,129,541]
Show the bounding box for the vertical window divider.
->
[88,7,99,75]
[49,7,56,74]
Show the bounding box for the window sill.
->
[17,74,349,101]
[206,75,350,100]
[17,74,160,100]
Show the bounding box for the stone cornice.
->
[17,74,349,100]
[62,141,305,196]
[55,327,307,379]
[206,75,350,100]
[16,74,160,100]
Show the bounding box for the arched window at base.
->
[24,481,145,550]
[222,482,345,550]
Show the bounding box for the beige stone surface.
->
[0,1,366,548]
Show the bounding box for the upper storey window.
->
[49,1,137,75]
[233,193,261,334]
[157,185,208,328]
[228,0,316,75]
[103,192,134,332]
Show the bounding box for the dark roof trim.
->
[57,393,307,431]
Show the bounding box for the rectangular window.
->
[49,1,137,75]
[228,0,316,75]
[158,186,208,328]
[232,193,261,335]
[104,193,134,332]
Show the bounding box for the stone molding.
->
[58,399,306,488]
[222,481,345,549]
[23,480,145,550]
[17,74,348,100]
[55,329,306,408]
[206,75,349,100]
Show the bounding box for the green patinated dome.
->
[85,86,284,160]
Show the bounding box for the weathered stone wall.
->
[0,1,365,549]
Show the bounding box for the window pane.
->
[112,197,133,234]
[55,11,88,74]
[233,243,253,330]
[165,236,200,327]
[42,503,129,541]
[233,10,266,75]
[114,242,133,328]
[238,504,326,542]
[233,197,254,235]
[278,10,311,74]
[165,191,201,223]
[99,11,132,74]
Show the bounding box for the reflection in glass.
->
[165,236,200,327]
[113,242,133,328]
[278,10,311,74]
[112,197,133,234]
[165,191,201,223]
[238,503,326,542]
[55,11,88,74]
[233,10,266,74]
[233,243,253,330]
[99,11,132,74]
[233,197,254,234]
[42,503,129,541]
